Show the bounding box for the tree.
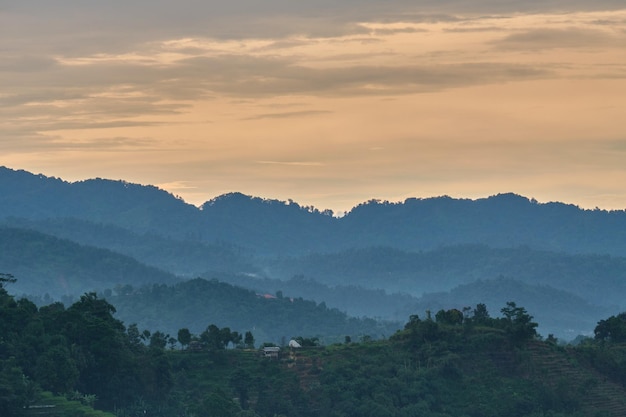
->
[0,359,32,417]
[472,303,490,325]
[34,345,79,394]
[230,331,243,349]
[0,273,16,290]
[200,324,222,350]
[595,312,626,343]
[294,336,319,347]
[435,309,463,326]
[244,331,255,349]
[126,323,144,352]
[220,327,234,349]
[149,331,168,350]
[64,293,130,407]
[500,302,538,343]
[177,328,192,349]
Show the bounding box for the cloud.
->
[244,110,333,120]
[155,180,198,191]
[370,27,429,35]
[164,55,553,97]
[4,1,625,52]
[443,26,506,33]
[256,161,325,166]
[0,55,58,72]
[0,136,159,152]
[494,27,623,50]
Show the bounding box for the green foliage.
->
[4,277,626,417]
[0,358,32,417]
[0,272,17,288]
[0,286,176,414]
[594,312,626,343]
[177,328,192,348]
[499,301,539,344]
[244,331,255,349]
[28,391,116,417]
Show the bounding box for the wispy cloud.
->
[256,161,325,166]
[494,27,624,50]
[244,110,333,120]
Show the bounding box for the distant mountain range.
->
[2,165,625,342]
[3,166,626,257]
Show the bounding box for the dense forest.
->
[3,274,626,417]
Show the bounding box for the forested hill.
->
[106,278,396,345]
[3,166,626,256]
[266,245,626,308]
[3,280,626,417]
[0,227,179,298]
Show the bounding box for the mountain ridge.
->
[2,165,626,341]
[3,166,626,256]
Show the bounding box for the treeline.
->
[0,274,175,416]
[0,274,261,417]
[3,272,626,417]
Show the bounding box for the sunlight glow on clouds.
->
[1,3,626,211]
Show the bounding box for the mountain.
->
[338,194,626,255]
[3,166,626,256]
[0,167,200,239]
[3,166,626,341]
[3,217,258,278]
[264,245,626,309]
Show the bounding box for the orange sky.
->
[2,3,626,213]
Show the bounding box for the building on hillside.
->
[262,346,280,358]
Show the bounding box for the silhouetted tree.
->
[177,328,192,349]
[595,312,626,343]
[500,301,538,343]
[244,331,255,349]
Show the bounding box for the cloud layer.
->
[2,2,626,211]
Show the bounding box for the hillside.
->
[3,217,258,278]
[4,282,626,417]
[0,227,179,298]
[265,245,626,306]
[105,277,397,345]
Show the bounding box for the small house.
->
[262,346,280,358]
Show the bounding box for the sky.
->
[2,1,626,213]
